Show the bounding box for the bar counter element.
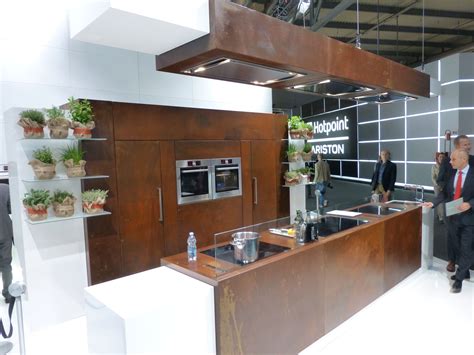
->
[161,203,422,354]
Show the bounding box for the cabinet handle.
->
[253,177,258,205]
[157,187,163,222]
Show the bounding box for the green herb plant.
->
[45,106,65,120]
[82,189,108,203]
[284,171,300,180]
[23,189,51,207]
[61,144,85,164]
[288,115,302,130]
[32,146,54,164]
[52,190,75,204]
[287,143,298,154]
[303,142,313,153]
[68,97,94,124]
[19,109,45,125]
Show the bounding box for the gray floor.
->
[305,179,448,261]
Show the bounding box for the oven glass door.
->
[213,164,241,198]
[177,164,211,204]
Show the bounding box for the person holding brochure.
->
[423,149,474,293]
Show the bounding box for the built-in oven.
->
[211,157,242,199]
[176,159,212,205]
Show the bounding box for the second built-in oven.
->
[212,157,242,199]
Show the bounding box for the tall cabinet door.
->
[115,141,164,275]
[251,140,278,224]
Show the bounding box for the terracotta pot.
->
[287,152,300,162]
[302,129,314,139]
[53,203,75,217]
[83,202,104,214]
[23,127,44,139]
[301,152,313,161]
[64,159,87,178]
[284,176,301,186]
[73,127,92,139]
[29,159,56,180]
[289,129,302,139]
[49,126,69,139]
[26,206,48,221]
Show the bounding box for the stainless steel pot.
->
[230,232,260,264]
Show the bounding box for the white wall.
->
[0,0,271,337]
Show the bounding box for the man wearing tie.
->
[424,149,474,293]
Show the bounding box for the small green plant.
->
[298,167,312,175]
[19,109,45,125]
[32,146,54,164]
[68,97,94,124]
[303,142,313,153]
[45,106,65,120]
[52,190,75,204]
[288,115,302,130]
[287,143,298,154]
[301,122,313,131]
[284,171,300,179]
[23,189,51,207]
[61,144,85,164]
[82,189,108,203]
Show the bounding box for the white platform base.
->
[85,266,216,354]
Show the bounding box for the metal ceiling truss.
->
[332,37,455,49]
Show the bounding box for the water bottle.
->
[294,210,305,245]
[187,232,197,261]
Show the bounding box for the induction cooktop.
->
[201,241,290,265]
[355,205,403,216]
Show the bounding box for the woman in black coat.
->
[371,149,397,202]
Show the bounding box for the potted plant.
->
[82,189,108,214]
[17,109,46,138]
[288,115,303,139]
[61,144,86,177]
[68,97,95,138]
[23,189,51,221]
[298,167,312,184]
[284,171,301,186]
[301,142,313,161]
[301,122,314,139]
[29,146,56,179]
[287,143,300,162]
[52,190,76,217]
[46,106,70,139]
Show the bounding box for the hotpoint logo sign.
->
[306,107,357,159]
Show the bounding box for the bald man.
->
[424,149,474,293]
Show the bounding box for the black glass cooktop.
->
[314,216,369,237]
[201,241,290,265]
[355,205,403,215]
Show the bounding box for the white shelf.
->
[22,175,109,183]
[25,211,111,225]
[19,137,106,141]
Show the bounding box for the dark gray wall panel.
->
[407,113,438,138]
[460,82,474,108]
[380,140,404,161]
[380,101,404,119]
[357,104,378,122]
[440,84,460,110]
[359,142,379,160]
[380,118,404,140]
[407,139,437,161]
[359,161,376,180]
[407,96,438,115]
[395,164,405,185]
[407,163,432,187]
[358,122,378,141]
[459,110,474,135]
[460,54,474,79]
[440,110,459,135]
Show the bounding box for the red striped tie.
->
[454,170,463,200]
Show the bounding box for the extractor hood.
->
[156,0,430,100]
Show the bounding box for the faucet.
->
[404,184,424,202]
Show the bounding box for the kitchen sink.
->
[386,200,421,205]
[354,205,403,216]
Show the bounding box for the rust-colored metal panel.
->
[174,140,241,160]
[115,141,164,276]
[384,208,422,290]
[156,0,429,98]
[83,100,122,285]
[251,140,278,224]
[175,197,243,256]
[240,141,253,227]
[112,102,280,141]
[324,224,385,332]
[217,247,325,354]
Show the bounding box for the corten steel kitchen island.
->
[162,202,422,354]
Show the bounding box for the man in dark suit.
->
[436,135,474,272]
[371,149,397,202]
[425,149,474,293]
